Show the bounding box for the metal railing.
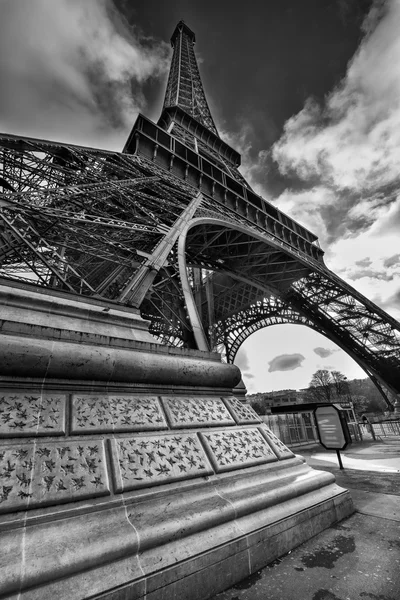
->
[370,420,400,437]
[262,412,363,447]
[261,413,319,447]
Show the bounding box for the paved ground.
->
[210,437,400,600]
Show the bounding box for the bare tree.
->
[331,370,350,398]
[307,369,333,403]
[306,368,353,403]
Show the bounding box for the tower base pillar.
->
[0,284,354,599]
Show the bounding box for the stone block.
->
[0,393,66,437]
[0,440,109,513]
[71,395,167,433]
[199,427,278,473]
[259,425,295,459]
[161,395,235,428]
[110,433,213,492]
[223,396,261,424]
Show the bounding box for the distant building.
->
[247,389,306,412]
[263,390,300,408]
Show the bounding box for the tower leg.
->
[0,282,354,600]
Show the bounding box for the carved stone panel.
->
[110,433,213,492]
[223,396,261,424]
[71,395,167,433]
[0,441,109,513]
[199,428,278,473]
[0,394,66,437]
[259,426,295,460]
[162,396,235,428]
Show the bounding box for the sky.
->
[0,0,399,393]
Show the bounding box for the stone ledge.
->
[0,459,341,597]
[0,334,240,386]
[1,478,353,599]
[0,283,153,343]
[0,282,222,360]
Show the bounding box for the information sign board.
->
[314,405,350,450]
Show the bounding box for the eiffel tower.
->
[1,20,398,402]
[0,20,390,600]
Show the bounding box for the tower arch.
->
[175,216,400,399]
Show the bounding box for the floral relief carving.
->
[71,395,167,433]
[258,427,295,460]
[111,433,213,492]
[199,428,278,472]
[0,394,66,436]
[0,441,109,513]
[224,396,262,424]
[162,396,235,428]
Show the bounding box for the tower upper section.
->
[124,21,243,179]
[122,21,321,264]
[162,20,219,136]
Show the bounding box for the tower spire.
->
[163,20,219,136]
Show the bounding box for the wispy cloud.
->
[0,0,170,150]
[219,124,273,198]
[268,353,305,372]
[242,372,255,380]
[327,209,400,318]
[313,347,338,358]
[234,347,256,394]
[383,254,400,269]
[235,347,256,392]
[234,347,251,372]
[355,258,372,268]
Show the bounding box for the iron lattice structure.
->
[0,21,399,401]
[163,21,219,136]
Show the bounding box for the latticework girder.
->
[289,271,400,369]
[209,262,400,396]
[1,20,399,400]
[163,21,219,136]
[1,131,399,396]
[213,295,319,363]
[164,213,400,397]
[0,135,198,299]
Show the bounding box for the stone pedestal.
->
[0,282,354,599]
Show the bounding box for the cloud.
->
[383,287,400,310]
[348,268,393,282]
[219,124,273,198]
[327,215,400,318]
[272,0,400,243]
[383,254,400,269]
[0,0,170,150]
[234,348,257,391]
[269,186,332,246]
[355,258,372,267]
[261,0,400,321]
[234,348,251,372]
[313,347,337,358]
[268,353,305,372]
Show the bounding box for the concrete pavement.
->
[210,437,400,600]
